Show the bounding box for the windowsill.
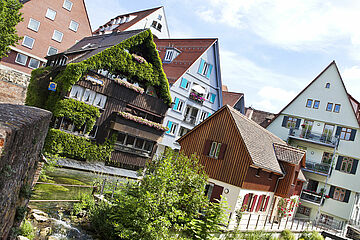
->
[27,27,39,33]
[22,44,33,49]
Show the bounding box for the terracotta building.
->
[178,105,306,228]
[0,0,92,103]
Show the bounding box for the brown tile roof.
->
[273,143,306,165]
[154,38,217,84]
[222,91,243,107]
[228,106,284,174]
[245,107,275,128]
[93,7,162,34]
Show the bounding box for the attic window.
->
[163,48,180,63]
[151,21,157,28]
[325,83,330,88]
[255,168,261,177]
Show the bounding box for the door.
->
[322,124,334,143]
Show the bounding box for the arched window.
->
[325,83,330,88]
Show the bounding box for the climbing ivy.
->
[53,99,100,133]
[44,129,116,162]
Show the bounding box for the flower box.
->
[114,78,144,94]
[118,111,168,131]
[189,92,205,104]
[132,53,147,64]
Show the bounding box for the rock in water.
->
[33,213,49,222]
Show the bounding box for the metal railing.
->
[183,115,197,125]
[288,129,337,147]
[304,160,330,175]
[300,189,323,204]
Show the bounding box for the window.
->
[341,157,354,173]
[286,117,298,129]
[172,97,184,112]
[255,168,261,177]
[306,99,313,108]
[209,93,216,103]
[166,121,178,135]
[15,53,28,65]
[313,100,320,109]
[28,18,40,32]
[326,102,333,111]
[69,85,84,100]
[22,36,35,49]
[209,141,221,159]
[178,126,190,137]
[340,127,352,140]
[322,152,333,164]
[198,59,213,78]
[334,104,341,113]
[69,20,79,32]
[164,49,174,62]
[180,78,190,90]
[199,111,209,122]
[151,21,157,28]
[45,8,56,20]
[82,89,96,104]
[157,23,162,31]
[298,206,311,216]
[326,83,330,88]
[93,93,107,108]
[28,58,40,69]
[158,14,162,20]
[116,132,154,154]
[47,46,58,56]
[334,187,346,201]
[52,30,63,42]
[63,0,73,11]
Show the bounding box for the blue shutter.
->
[207,112,212,117]
[173,98,179,111]
[206,64,213,78]
[180,78,188,89]
[198,59,205,74]
[166,121,172,134]
[210,94,216,103]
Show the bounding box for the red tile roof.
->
[154,38,217,84]
[222,91,243,107]
[245,107,275,128]
[93,7,162,34]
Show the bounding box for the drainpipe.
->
[269,172,286,220]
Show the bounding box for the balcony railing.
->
[317,216,344,231]
[114,143,151,158]
[304,160,330,175]
[184,115,197,125]
[288,129,338,147]
[189,92,205,104]
[300,189,323,205]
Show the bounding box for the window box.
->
[131,53,146,64]
[189,92,205,104]
[118,111,168,131]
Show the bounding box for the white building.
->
[267,61,360,231]
[154,38,223,152]
[92,6,170,39]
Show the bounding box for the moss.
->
[56,177,86,186]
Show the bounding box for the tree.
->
[0,0,22,58]
[89,149,227,240]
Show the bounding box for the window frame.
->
[22,36,35,49]
[306,99,313,108]
[15,53,28,66]
[322,152,333,164]
[325,83,330,88]
[28,18,40,32]
[326,102,333,112]
[52,30,64,43]
[340,127,352,141]
[286,116,298,129]
[167,121,178,135]
[209,142,217,157]
[45,8,57,20]
[340,156,353,173]
[179,78,190,90]
[313,100,320,109]
[333,187,346,202]
[334,104,341,113]
[63,0,73,11]
[47,46,58,56]
[69,20,79,32]
[28,58,40,69]
[173,97,184,113]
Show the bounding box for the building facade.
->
[154,38,223,153]
[27,29,170,173]
[92,6,170,39]
[267,61,360,231]
[178,105,306,228]
[0,0,92,103]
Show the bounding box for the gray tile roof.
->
[273,143,306,165]
[228,106,284,174]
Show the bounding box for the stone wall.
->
[0,104,51,240]
[0,64,31,104]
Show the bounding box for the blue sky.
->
[85,0,360,113]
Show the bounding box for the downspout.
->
[269,172,285,220]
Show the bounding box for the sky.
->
[84,0,360,113]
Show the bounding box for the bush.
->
[20,219,35,240]
[72,193,95,216]
[279,229,295,240]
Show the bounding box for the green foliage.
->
[72,193,95,216]
[279,229,295,240]
[53,98,100,133]
[232,231,275,240]
[44,129,116,162]
[89,149,226,240]
[19,184,32,199]
[20,219,35,240]
[25,66,53,108]
[39,153,60,182]
[299,231,324,240]
[0,0,23,58]
[15,206,27,222]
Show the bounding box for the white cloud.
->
[342,66,360,100]
[196,0,360,55]
[220,49,303,112]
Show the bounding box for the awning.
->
[192,84,206,95]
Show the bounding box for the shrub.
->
[20,220,35,240]
[279,229,295,240]
[299,231,324,240]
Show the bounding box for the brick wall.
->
[0,104,51,240]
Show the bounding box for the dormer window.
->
[326,83,330,88]
[163,48,180,63]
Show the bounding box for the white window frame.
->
[93,93,107,109]
[22,36,35,49]
[168,122,178,135]
[52,30,64,43]
[69,20,79,32]
[202,62,210,76]
[173,98,184,113]
[15,53,28,66]
[81,89,96,104]
[164,49,174,62]
[28,58,40,69]
[199,111,208,122]
[45,8,56,20]
[28,18,40,32]
[63,0,73,11]
[47,46,58,56]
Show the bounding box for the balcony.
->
[189,92,205,104]
[114,143,151,158]
[300,189,324,205]
[303,160,330,176]
[288,128,338,148]
[183,115,197,125]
